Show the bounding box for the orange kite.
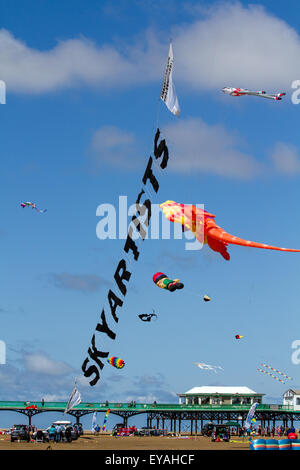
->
[160,200,300,261]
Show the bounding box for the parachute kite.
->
[20,201,47,213]
[138,310,157,322]
[160,201,300,261]
[153,272,184,292]
[107,357,125,369]
[203,295,211,302]
[235,335,244,339]
[194,362,223,373]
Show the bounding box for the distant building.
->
[178,386,264,406]
[283,389,300,410]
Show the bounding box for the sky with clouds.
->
[1,0,300,428]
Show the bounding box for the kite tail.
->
[207,228,300,254]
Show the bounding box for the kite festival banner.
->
[82,128,170,386]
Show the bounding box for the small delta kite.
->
[153,272,184,292]
[160,201,300,261]
[222,87,286,101]
[20,201,47,213]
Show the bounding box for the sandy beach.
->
[0,433,253,450]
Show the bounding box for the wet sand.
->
[0,433,251,450]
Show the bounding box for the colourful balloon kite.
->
[160,200,300,261]
[235,335,244,339]
[107,357,125,369]
[153,272,184,292]
[20,201,47,213]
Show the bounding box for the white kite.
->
[194,362,224,373]
[64,383,82,413]
[222,87,286,101]
[160,42,180,116]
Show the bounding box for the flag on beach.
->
[160,42,180,117]
[92,412,97,432]
[64,384,82,413]
[245,402,259,429]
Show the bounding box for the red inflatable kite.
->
[160,200,300,261]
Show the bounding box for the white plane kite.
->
[194,362,224,373]
[222,86,286,101]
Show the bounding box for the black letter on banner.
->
[154,128,169,169]
[124,230,140,260]
[107,289,123,323]
[114,259,131,296]
[142,157,159,193]
[87,334,109,373]
[82,357,100,386]
[130,190,152,240]
[95,309,116,339]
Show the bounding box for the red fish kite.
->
[160,201,300,261]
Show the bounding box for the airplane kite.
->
[20,201,47,213]
[153,272,184,292]
[160,201,300,261]
[194,362,223,373]
[138,310,157,322]
[222,87,286,101]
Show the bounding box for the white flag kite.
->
[64,384,82,413]
[160,42,180,116]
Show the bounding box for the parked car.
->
[10,424,31,442]
[135,426,161,436]
[46,421,79,441]
[32,429,50,442]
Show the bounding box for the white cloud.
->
[24,353,72,376]
[0,29,162,94]
[48,272,111,292]
[271,142,300,175]
[2,3,300,94]
[175,2,300,90]
[163,118,262,179]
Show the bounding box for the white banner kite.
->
[160,42,180,116]
[64,384,82,413]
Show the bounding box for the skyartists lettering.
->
[82,129,169,386]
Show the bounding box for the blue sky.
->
[1,0,300,428]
